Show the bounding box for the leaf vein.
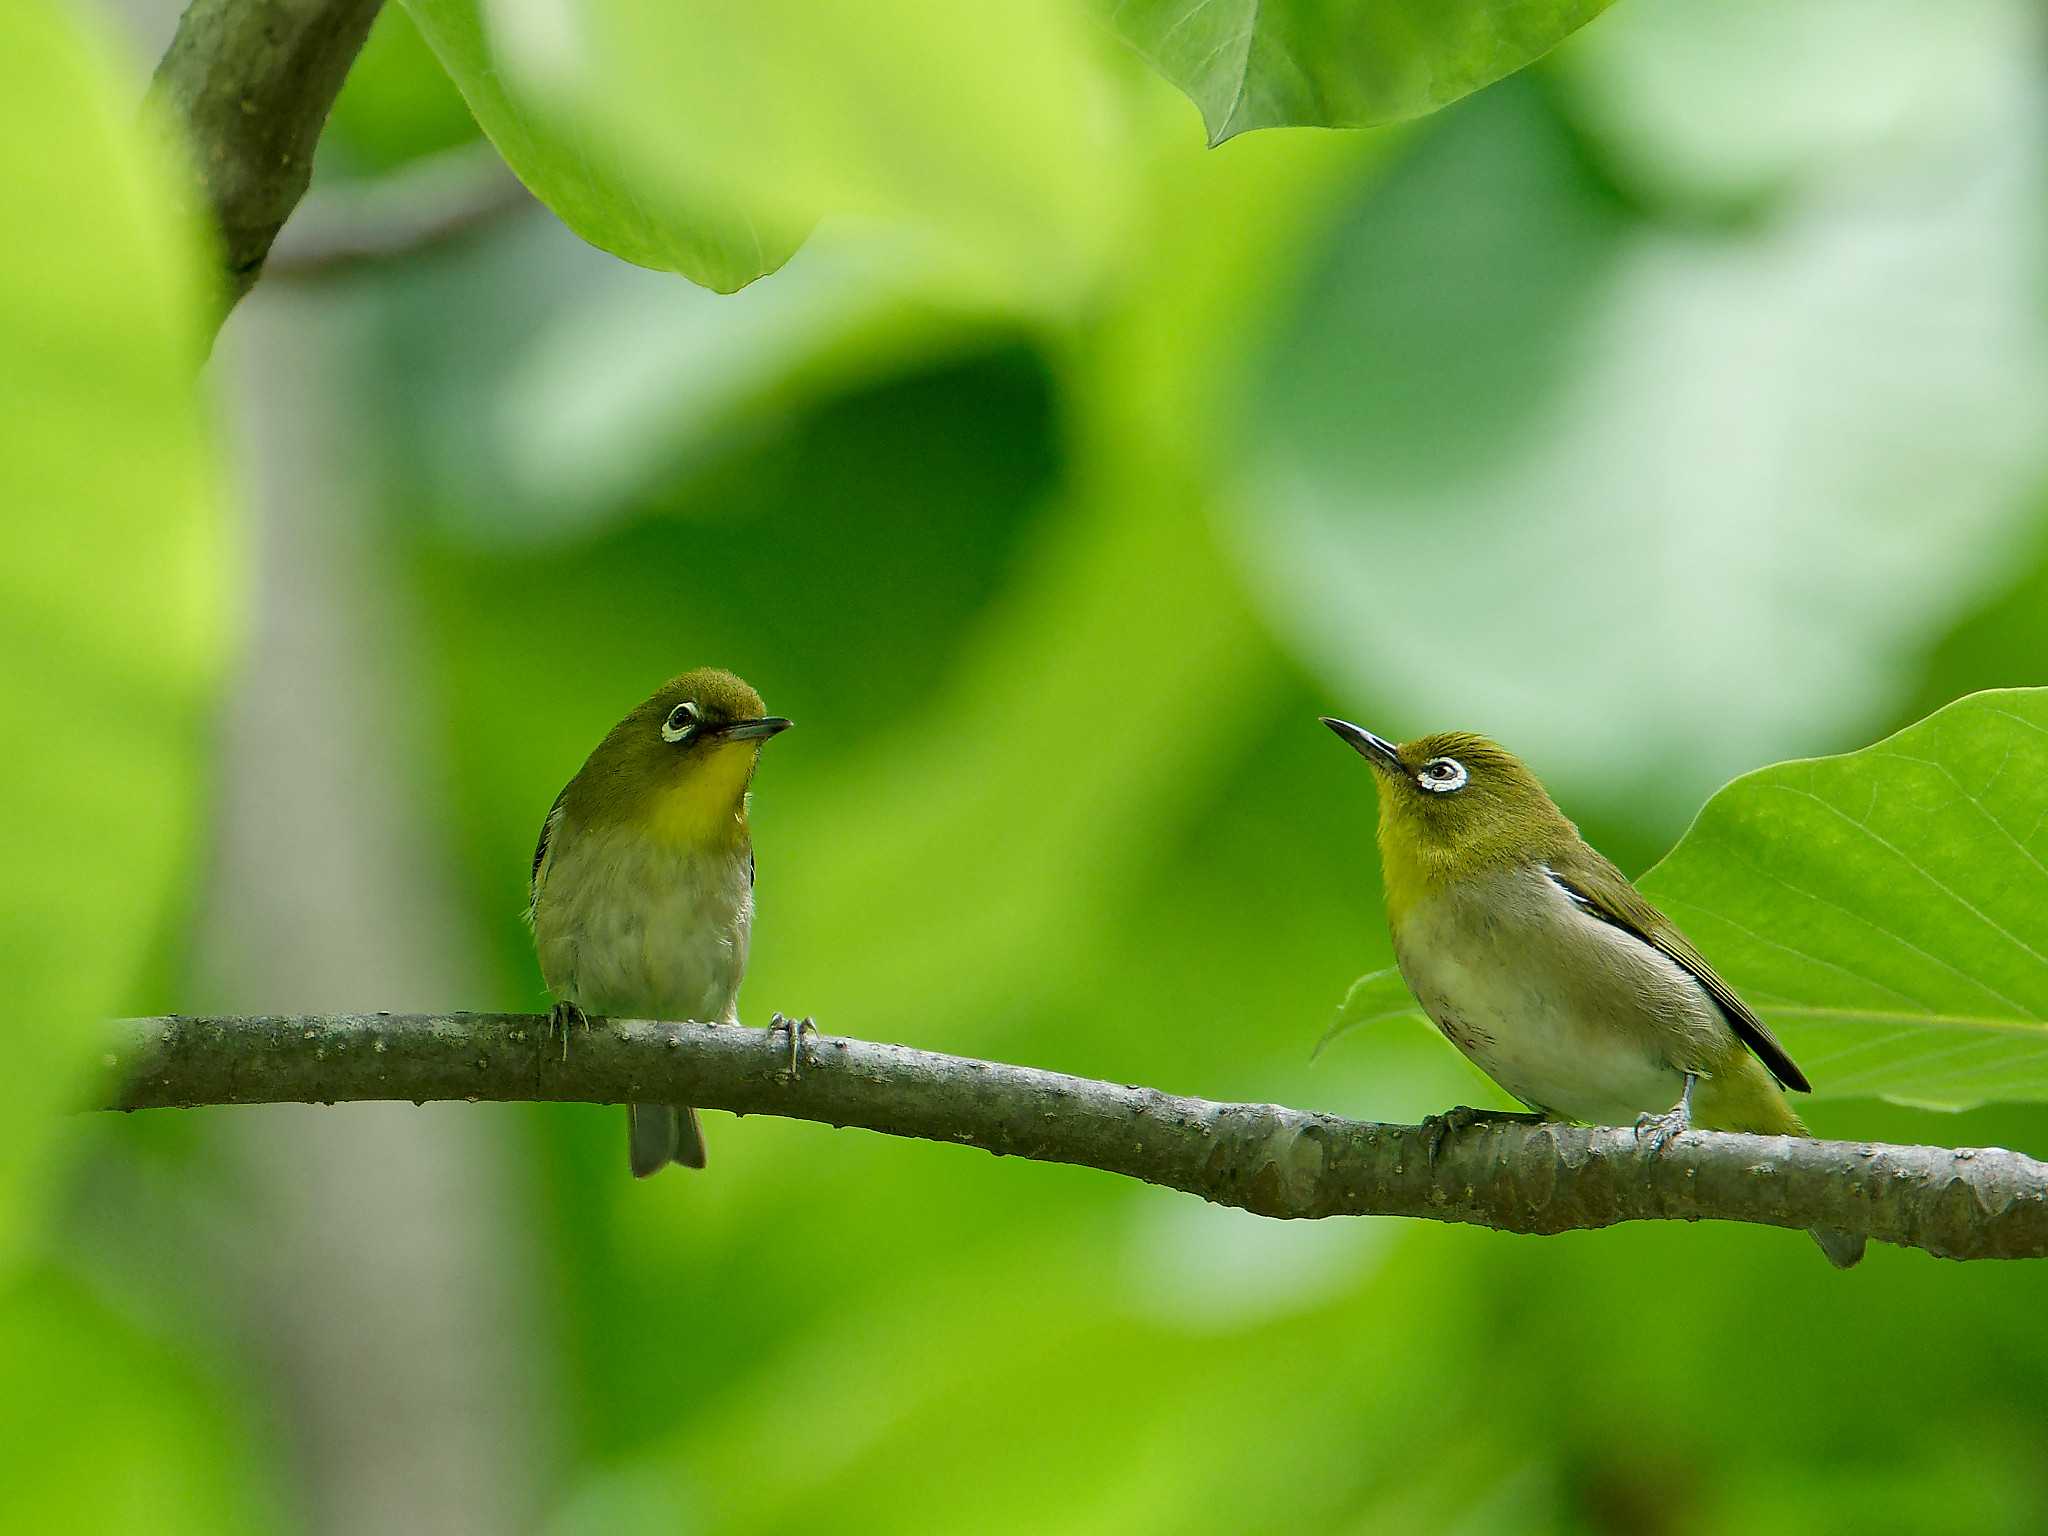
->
[1760,782,2048,985]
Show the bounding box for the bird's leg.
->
[1419,1105,1547,1166]
[546,1000,590,1063]
[769,1013,817,1081]
[1634,1072,1697,1157]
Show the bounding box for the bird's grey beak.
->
[715,716,792,742]
[1320,717,1402,772]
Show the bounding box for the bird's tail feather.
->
[628,1104,707,1176]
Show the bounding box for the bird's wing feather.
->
[530,787,568,908]
[1544,847,1810,1093]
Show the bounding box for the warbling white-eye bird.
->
[1321,718,1864,1269]
[530,669,791,1176]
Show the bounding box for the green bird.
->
[1322,718,1864,1269]
[530,669,791,1176]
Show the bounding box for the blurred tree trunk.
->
[185,289,557,1534]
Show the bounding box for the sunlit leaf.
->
[0,4,245,1522]
[0,1272,275,1532]
[400,0,804,290]
[1639,689,2048,1110]
[1104,0,1615,143]
[561,0,1122,311]
[0,0,222,1260]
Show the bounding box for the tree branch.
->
[104,1014,2048,1263]
[148,0,386,325]
[264,141,533,281]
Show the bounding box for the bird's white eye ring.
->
[661,701,701,742]
[1418,756,1467,793]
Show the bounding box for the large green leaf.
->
[399,0,804,290]
[406,0,1123,300]
[0,0,222,1255]
[1329,691,2048,1112]
[558,0,1121,311]
[0,7,248,1530]
[0,1272,275,1532]
[1640,689,2048,1111]
[1105,0,1616,143]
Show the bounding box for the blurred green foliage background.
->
[9,0,2048,1530]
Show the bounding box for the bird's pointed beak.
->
[1320,716,1402,772]
[714,716,793,743]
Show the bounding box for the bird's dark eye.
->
[1417,756,1468,794]
[661,701,701,742]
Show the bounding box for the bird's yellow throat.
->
[647,741,759,850]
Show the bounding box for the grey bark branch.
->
[148,0,387,326]
[265,142,533,280]
[104,1014,2048,1263]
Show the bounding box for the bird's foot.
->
[1419,1105,1544,1166]
[546,1000,590,1063]
[1633,1105,1690,1158]
[1633,1073,1698,1159]
[769,1013,817,1081]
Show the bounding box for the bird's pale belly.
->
[1393,867,1723,1124]
[534,823,751,1022]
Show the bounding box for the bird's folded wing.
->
[1544,850,1811,1094]
[530,787,568,909]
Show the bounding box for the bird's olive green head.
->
[571,669,790,847]
[1320,718,1575,910]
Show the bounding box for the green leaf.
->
[1639,689,2048,1111]
[399,0,804,291]
[325,4,482,176]
[560,0,1121,310]
[1313,966,1422,1059]
[0,0,223,1258]
[0,1271,276,1532]
[1105,0,1616,143]
[1,13,241,1523]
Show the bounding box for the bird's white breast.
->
[1393,864,1724,1124]
[532,819,753,1023]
